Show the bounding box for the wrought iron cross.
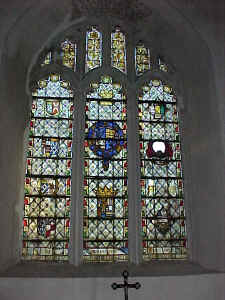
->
[111,270,141,300]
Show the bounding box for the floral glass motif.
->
[41,51,52,66]
[135,44,150,75]
[22,74,74,261]
[84,76,128,262]
[139,79,187,260]
[111,27,126,73]
[61,40,77,71]
[86,26,102,72]
[158,57,168,73]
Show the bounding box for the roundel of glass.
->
[22,74,74,261]
[138,79,187,260]
[83,76,128,262]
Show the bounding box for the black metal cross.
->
[111,270,141,300]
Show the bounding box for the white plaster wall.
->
[0,274,224,300]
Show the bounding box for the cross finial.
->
[111,270,141,300]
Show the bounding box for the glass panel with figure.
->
[158,57,168,73]
[41,51,52,67]
[83,76,128,262]
[135,43,150,76]
[61,40,77,71]
[86,26,102,72]
[22,74,74,261]
[111,27,126,73]
[139,79,187,260]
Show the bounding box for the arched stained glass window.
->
[111,27,126,73]
[22,74,74,261]
[85,26,102,72]
[41,51,52,67]
[139,79,187,260]
[135,43,150,76]
[61,40,77,71]
[83,76,128,262]
[24,20,189,264]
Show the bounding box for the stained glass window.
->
[22,74,74,261]
[111,27,126,73]
[41,51,52,66]
[158,57,168,73]
[25,23,189,264]
[139,79,187,260]
[135,44,150,76]
[61,40,77,71]
[83,76,128,262]
[85,27,102,72]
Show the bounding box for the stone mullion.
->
[127,87,142,264]
[151,50,159,72]
[52,47,59,65]
[75,36,84,76]
[102,18,111,69]
[78,28,87,77]
[126,32,135,82]
[69,87,85,266]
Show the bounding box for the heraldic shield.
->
[87,120,125,170]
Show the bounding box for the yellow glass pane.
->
[86,26,102,72]
[41,52,52,66]
[61,40,76,71]
[159,57,168,72]
[111,27,126,73]
[135,44,150,76]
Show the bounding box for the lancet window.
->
[139,80,186,260]
[83,76,128,262]
[23,74,74,261]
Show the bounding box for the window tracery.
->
[38,26,171,77]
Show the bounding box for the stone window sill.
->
[0,261,218,278]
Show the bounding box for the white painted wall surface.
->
[0,274,224,300]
